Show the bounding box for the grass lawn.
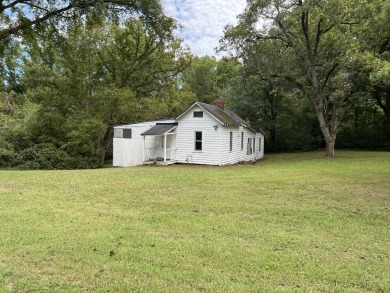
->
[0,150,389,292]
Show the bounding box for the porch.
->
[141,123,178,165]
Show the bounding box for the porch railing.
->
[144,147,177,162]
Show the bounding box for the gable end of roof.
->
[177,101,259,133]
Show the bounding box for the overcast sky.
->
[162,0,247,57]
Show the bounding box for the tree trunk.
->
[316,108,336,157]
[325,135,335,157]
[96,127,114,166]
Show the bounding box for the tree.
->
[19,19,193,167]
[215,57,241,96]
[222,0,384,156]
[226,40,319,152]
[0,0,173,47]
[182,56,220,103]
[366,0,390,146]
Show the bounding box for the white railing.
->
[144,147,177,162]
[144,147,160,160]
[165,148,177,162]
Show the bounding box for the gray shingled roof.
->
[141,123,177,136]
[196,102,258,133]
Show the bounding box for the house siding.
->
[219,126,263,165]
[176,105,222,165]
[219,126,240,165]
[113,137,144,167]
[176,105,264,166]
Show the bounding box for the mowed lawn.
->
[0,151,389,292]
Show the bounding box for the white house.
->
[113,99,264,167]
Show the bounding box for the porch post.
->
[164,134,167,163]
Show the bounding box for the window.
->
[195,131,202,151]
[114,128,132,139]
[259,138,261,151]
[253,138,256,153]
[241,132,244,150]
[193,111,203,117]
[123,129,132,139]
[229,132,233,152]
[247,137,254,155]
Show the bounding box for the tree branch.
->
[373,89,386,112]
[314,18,323,56]
[275,20,306,64]
[301,9,313,63]
[0,0,25,13]
[322,63,339,90]
[379,38,390,54]
[0,0,166,42]
[0,3,75,41]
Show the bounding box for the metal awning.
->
[141,123,177,136]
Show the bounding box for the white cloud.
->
[162,0,246,57]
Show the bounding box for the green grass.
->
[0,150,389,292]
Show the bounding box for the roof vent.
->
[213,98,225,110]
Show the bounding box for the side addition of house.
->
[113,99,264,167]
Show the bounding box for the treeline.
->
[0,1,195,169]
[0,0,389,169]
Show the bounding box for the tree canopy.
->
[221,0,389,156]
[0,0,173,40]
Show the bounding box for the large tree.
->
[226,39,319,151]
[367,0,390,145]
[0,0,173,45]
[222,0,385,156]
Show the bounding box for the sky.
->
[162,0,247,57]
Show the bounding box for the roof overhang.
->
[141,123,178,136]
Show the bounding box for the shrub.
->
[0,147,21,167]
[20,144,72,170]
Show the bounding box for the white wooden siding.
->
[176,105,264,166]
[113,120,176,167]
[113,137,144,166]
[218,126,260,165]
[176,105,223,165]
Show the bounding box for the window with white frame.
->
[195,131,202,151]
[193,111,203,118]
